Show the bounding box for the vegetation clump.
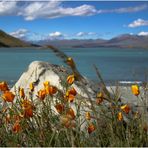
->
[0,57,147,147]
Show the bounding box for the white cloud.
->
[48,31,65,39]
[0,1,147,21]
[18,1,97,21]
[0,1,18,15]
[128,19,148,28]
[76,32,87,37]
[138,31,148,36]
[10,29,29,39]
[76,32,97,37]
[98,4,147,14]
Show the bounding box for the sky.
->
[0,1,148,40]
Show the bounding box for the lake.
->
[0,47,148,85]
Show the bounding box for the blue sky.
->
[0,1,148,40]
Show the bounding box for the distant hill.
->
[0,29,36,47]
[38,39,107,48]
[103,34,148,49]
[37,34,148,49]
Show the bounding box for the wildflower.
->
[117,112,123,121]
[24,108,33,118]
[85,112,91,120]
[67,74,75,85]
[45,86,57,95]
[65,87,77,102]
[2,91,15,102]
[43,81,50,88]
[60,115,76,128]
[19,88,25,99]
[96,92,104,105]
[5,114,11,124]
[88,123,95,134]
[37,89,46,100]
[143,123,148,132]
[12,121,21,133]
[21,99,34,118]
[121,104,130,114]
[66,108,75,120]
[29,82,34,92]
[131,85,140,96]
[97,92,103,98]
[66,57,75,68]
[21,99,32,109]
[0,81,9,92]
[55,103,64,114]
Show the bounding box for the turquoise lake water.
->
[0,47,148,85]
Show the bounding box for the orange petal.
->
[2,91,15,102]
[67,74,75,85]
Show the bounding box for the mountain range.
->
[0,29,148,49]
[38,34,148,49]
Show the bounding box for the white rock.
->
[11,61,97,99]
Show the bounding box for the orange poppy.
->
[66,108,75,120]
[60,115,76,128]
[45,85,57,95]
[66,57,75,67]
[12,121,21,133]
[21,99,34,118]
[21,99,32,109]
[0,81,9,92]
[117,112,123,121]
[131,85,140,96]
[2,91,15,102]
[96,92,104,105]
[85,112,91,120]
[19,88,25,99]
[88,123,95,134]
[29,82,34,92]
[55,103,64,114]
[65,87,77,102]
[67,74,75,85]
[24,108,33,118]
[37,89,46,100]
[121,104,130,114]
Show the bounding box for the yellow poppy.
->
[19,88,25,99]
[43,81,50,88]
[117,112,123,121]
[2,91,15,102]
[29,82,34,92]
[131,85,140,96]
[85,112,91,120]
[67,74,75,85]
